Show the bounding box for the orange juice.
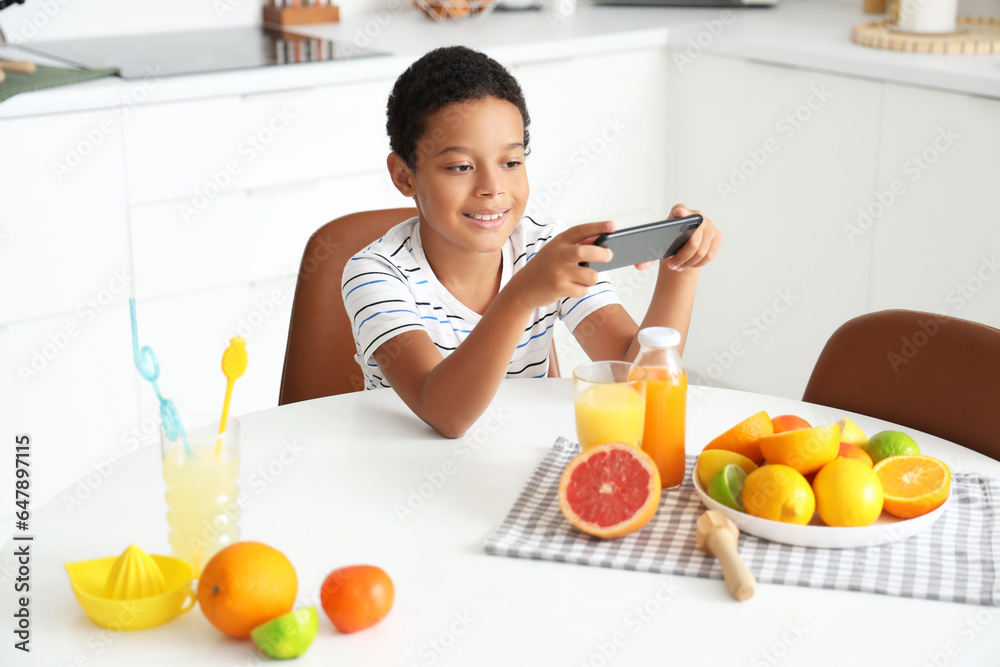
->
[641,368,687,487]
[575,382,645,450]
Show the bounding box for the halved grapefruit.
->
[558,443,662,539]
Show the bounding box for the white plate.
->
[692,474,950,549]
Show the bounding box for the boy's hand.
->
[635,204,721,272]
[507,220,615,311]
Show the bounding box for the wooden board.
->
[851,16,1000,53]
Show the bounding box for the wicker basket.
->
[413,0,498,20]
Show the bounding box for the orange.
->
[702,411,773,463]
[758,424,841,475]
[742,464,815,525]
[197,541,298,638]
[873,455,951,519]
[838,442,873,467]
[771,414,811,434]
[812,458,883,527]
[558,442,661,539]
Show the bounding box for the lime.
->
[251,607,319,659]
[707,464,748,512]
[862,430,920,465]
[696,450,758,489]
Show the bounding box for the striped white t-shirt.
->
[342,215,621,390]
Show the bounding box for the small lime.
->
[862,430,920,465]
[707,464,748,512]
[251,607,319,659]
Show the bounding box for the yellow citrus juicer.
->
[65,545,196,631]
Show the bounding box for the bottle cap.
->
[637,327,681,348]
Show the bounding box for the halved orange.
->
[558,443,661,539]
[758,424,841,475]
[873,455,950,519]
[702,411,773,464]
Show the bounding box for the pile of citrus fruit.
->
[197,541,394,659]
[697,411,952,527]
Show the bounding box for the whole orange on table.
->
[197,541,298,638]
[321,565,395,634]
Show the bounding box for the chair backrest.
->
[279,208,417,405]
[279,208,562,405]
[802,309,1000,461]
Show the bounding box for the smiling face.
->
[388,96,529,264]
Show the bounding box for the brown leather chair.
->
[279,208,561,405]
[802,309,1000,461]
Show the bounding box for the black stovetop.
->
[19,26,384,79]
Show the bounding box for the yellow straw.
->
[216,336,247,455]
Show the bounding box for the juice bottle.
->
[633,327,687,487]
[162,423,240,575]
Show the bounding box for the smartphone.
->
[581,214,703,270]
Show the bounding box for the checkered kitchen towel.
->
[485,438,1000,606]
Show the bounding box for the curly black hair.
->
[386,46,530,169]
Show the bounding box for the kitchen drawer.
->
[0,111,130,325]
[128,170,410,300]
[122,78,394,206]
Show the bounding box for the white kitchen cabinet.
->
[870,85,1000,328]
[128,171,409,300]
[0,110,130,325]
[665,54,883,399]
[514,48,669,228]
[122,79,394,205]
[0,304,137,539]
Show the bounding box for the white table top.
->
[2,379,998,665]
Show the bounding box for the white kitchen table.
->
[3,379,998,665]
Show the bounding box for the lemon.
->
[837,417,868,446]
[251,607,319,659]
[862,430,920,465]
[813,458,884,527]
[742,465,815,525]
[696,450,758,489]
[707,464,748,511]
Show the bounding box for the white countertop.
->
[1,0,998,120]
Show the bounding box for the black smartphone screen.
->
[581,214,703,270]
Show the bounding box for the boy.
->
[343,46,720,438]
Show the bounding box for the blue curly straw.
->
[129,298,191,456]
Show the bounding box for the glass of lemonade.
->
[573,361,647,451]
[161,415,241,576]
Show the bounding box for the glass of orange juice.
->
[573,361,646,451]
